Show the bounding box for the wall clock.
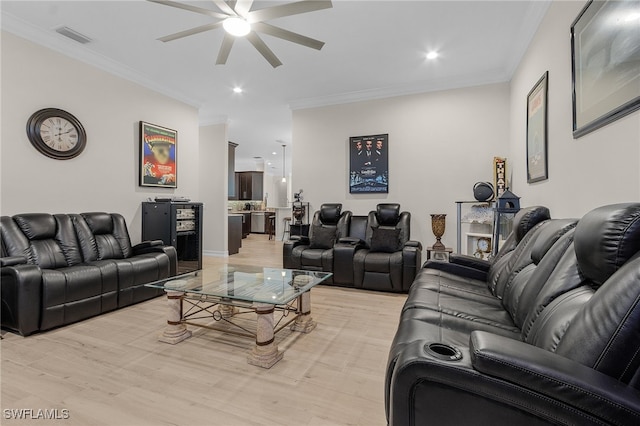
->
[26,108,86,160]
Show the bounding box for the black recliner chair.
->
[352,204,422,292]
[283,203,351,282]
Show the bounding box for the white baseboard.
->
[203,250,228,258]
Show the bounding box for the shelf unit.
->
[455,201,495,255]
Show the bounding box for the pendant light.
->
[281,144,287,183]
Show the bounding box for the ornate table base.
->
[158,290,192,344]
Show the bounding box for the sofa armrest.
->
[470,331,640,426]
[283,237,310,269]
[449,253,491,272]
[422,260,488,282]
[0,256,28,267]
[338,237,364,246]
[1,264,42,336]
[132,240,164,251]
[404,240,422,249]
[401,243,422,291]
[132,243,178,277]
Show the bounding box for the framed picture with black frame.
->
[349,133,389,194]
[571,0,640,138]
[526,71,549,183]
[139,121,177,188]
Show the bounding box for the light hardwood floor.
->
[1,234,406,425]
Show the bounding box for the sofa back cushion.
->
[3,214,82,268]
[76,213,133,261]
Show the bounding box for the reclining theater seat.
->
[1,212,177,336]
[386,203,640,426]
[283,204,351,282]
[353,204,422,292]
[73,212,174,308]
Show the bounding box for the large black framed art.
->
[349,134,389,194]
[571,0,640,138]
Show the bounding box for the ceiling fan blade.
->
[158,22,223,42]
[234,0,254,17]
[211,0,236,16]
[247,0,332,23]
[147,0,229,19]
[252,22,324,50]
[246,32,282,68]
[216,33,235,65]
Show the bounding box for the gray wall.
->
[1,32,200,245]
[508,0,640,217]
[292,83,510,250]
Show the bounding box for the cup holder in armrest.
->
[425,342,463,361]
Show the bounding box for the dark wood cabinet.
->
[236,172,263,200]
[228,142,238,200]
[228,215,242,255]
[142,202,203,274]
[240,212,251,238]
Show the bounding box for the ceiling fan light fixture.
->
[223,17,251,37]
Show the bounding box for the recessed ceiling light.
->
[223,17,251,37]
[426,51,439,60]
[267,162,272,165]
[272,152,277,155]
[233,87,243,94]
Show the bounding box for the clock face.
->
[39,117,79,152]
[477,238,490,252]
[27,108,86,160]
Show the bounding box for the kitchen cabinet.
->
[228,214,242,255]
[236,171,263,200]
[228,142,238,200]
[240,212,251,238]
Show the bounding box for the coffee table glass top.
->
[146,265,332,305]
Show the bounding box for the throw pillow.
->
[370,227,401,253]
[309,225,336,250]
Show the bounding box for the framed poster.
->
[527,71,549,183]
[571,0,640,138]
[349,134,388,194]
[139,122,177,188]
[493,157,507,197]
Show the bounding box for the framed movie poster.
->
[571,0,640,138]
[527,71,549,183]
[139,122,177,188]
[349,134,388,194]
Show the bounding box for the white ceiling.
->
[1,0,550,173]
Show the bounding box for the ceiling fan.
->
[148,0,333,68]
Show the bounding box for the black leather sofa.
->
[385,203,640,425]
[1,212,177,336]
[284,203,422,292]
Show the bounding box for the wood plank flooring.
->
[0,235,406,425]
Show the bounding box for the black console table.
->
[142,201,203,274]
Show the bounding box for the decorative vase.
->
[431,214,447,250]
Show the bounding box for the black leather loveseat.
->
[284,203,422,292]
[385,203,640,425]
[1,212,177,336]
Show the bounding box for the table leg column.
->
[158,290,192,344]
[247,303,283,368]
[291,290,316,333]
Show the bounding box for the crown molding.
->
[198,113,230,127]
[0,11,203,109]
[287,69,510,111]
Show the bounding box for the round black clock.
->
[26,108,86,160]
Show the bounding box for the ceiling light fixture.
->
[272,151,277,155]
[426,51,439,60]
[233,87,243,94]
[281,144,287,183]
[223,17,251,37]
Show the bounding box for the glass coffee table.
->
[146,265,332,368]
